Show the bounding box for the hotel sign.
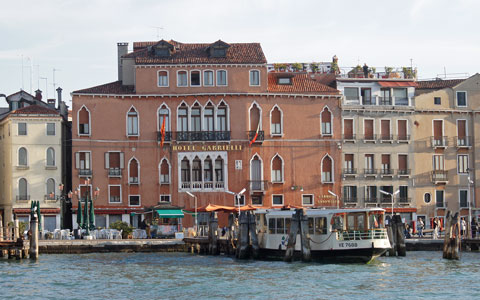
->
[172,144,243,151]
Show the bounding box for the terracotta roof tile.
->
[416,79,465,90]
[10,105,59,115]
[126,40,266,65]
[73,81,135,94]
[267,73,339,94]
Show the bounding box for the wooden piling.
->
[443,211,460,260]
[393,215,406,256]
[299,209,311,262]
[0,215,3,241]
[284,209,300,262]
[248,212,259,259]
[386,223,395,256]
[208,212,219,255]
[29,216,39,260]
[236,212,249,259]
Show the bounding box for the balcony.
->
[397,134,410,143]
[364,197,378,204]
[109,196,121,203]
[249,180,268,192]
[78,169,92,176]
[431,136,448,149]
[180,181,225,191]
[362,134,377,143]
[342,168,357,177]
[176,131,231,142]
[16,195,30,202]
[379,134,393,143]
[397,169,411,178]
[380,168,394,177]
[248,131,265,144]
[129,177,139,185]
[431,170,448,184]
[343,95,412,107]
[456,136,472,148]
[364,169,377,177]
[380,197,392,203]
[342,134,356,142]
[342,197,358,204]
[44,194,57,203]
[379,97,392,106]
[156,131,172,143]
[108,168,122,177]
[398,197,411,205]
[436,201,445,208]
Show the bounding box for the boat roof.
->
[256,207,385,216]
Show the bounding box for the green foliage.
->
[291,63,303,71]
[19,222,27,234]
[110,221,134,238]
[274,63,287,71]
[310,63,319,73]
[385,66,393,74]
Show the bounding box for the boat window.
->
[315,217,327,235]
[358,214,365,230]
[347,213,367,231]
[369,213,383,229]
[268,218,275,234]
[332,215,344,231]
[308,218,314,234]
[285,217,291,235]
[347,215,356,231]
[276,218,285,234]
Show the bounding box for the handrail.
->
[337,229,388,241]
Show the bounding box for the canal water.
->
[1,251,479,299]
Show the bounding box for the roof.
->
[125,40,266,65]
[73,81,135,95]
[267,73,339,94]
[310,73,337,89]
[10,105,59,116]
[416,79,466,90]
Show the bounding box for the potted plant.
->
[110,221,134,239]
[291,63,303,72]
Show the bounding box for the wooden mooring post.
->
[248,212,259,259]
[284,208,311,262]
[443,211,461,260]
[236,211,250,259]
[386,215,406,256]
[208,212,219,255]
[29,216,39,260]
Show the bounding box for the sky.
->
[1,0,479,107]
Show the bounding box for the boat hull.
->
[258,247,387,263]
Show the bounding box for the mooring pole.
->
[29,215,39,260]
[248,211,259,259]
[208,212,219,255]
[299,209,311,262]
[284,209,300,262]
[393,215,406,256]
[236,211,249,259]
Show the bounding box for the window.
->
[381,154,391,174]
[177,71,188,87]
[191,103,201,132]
[128,158,139,184]
[18,178,28,200]
[380,89,391,105]
[46,147,55,166]
[78,106,90,135]
[365,186,377,202]
[108,185,121,203]
[160,195,171,203]
[216,70,227,86]
[46,178,55,198]
[18,147,28,166]
[270,106,282,135]
[252,195,263,206]
[234,195,245,206]
[397,120,408,141]
[302,195,314,206]
[204,103,214,132]
[129,195,140,206]
[181,157,191,184]
[158,71,169,87]
[321,155,333,183]
[76,152,91,172]
[127,107,139,136]
[204,70,214,86]
[344,154,354,173]
[343,186,357,202]
[250,70,260,86]
[459,190,468,208]
[158,105,170,132]
[160,159,170,184]
[215,157,224,183]
[272,195,284,206]
[456,91,467,107]
[321,107,332,135]
[457,155,469,174]
[424,193,431,204]
[380,120,391,140]
[315,217,327,235]
[434,97,441,105]
[344,87,359,100]
[178,103,188,132]
[46,123,55,136]
[278,77,292,85]
[436,190,445,207]
[192,157,202,183]
[271,155,283,183]
[190,70,201,86]
[18,123,27,135]
[105,152,124,176]
[433,155,444,170]
[399,186,408,203]
[380,186,393,202]
[365,154,374,173]
[398,154,408,174]
[204,157,213,183]
[343,119,354,139]
[393,88,408,105]
[364,119,374,140]
[250,155,263,190]
[361,88,372,105]
[217,103,228,131]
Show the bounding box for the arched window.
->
[159,158,171,184]
[204,102,215,132]
[270,105,282,135]
[217,102,228,132]
[46,147,55,166]
[129,158,139,184]
[249,103,261,131]
[158,104,170,132]
[78,106,90,135]
[181,157,191,188]
[204,156,213,183]
[18,178,28,200]
[191,103,202,132]
[178,103,189,132]
[177,70,188,87]
[127,107,139,136]
[321,107,332,136]
[18,147,28,166]
[46,178,55,198]
[250,154,263,190]
[215,156,224,184]
[192,156,202,184]
[321,154,334,183]
[271,154,284,183]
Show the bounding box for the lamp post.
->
[380,189,400,217]
[328,190,339,209]
[73,177,100,237]
[185,191,197,233]
[49,183,72,229]
[227,188,247,215]
[467,168,474,238]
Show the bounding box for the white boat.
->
[255,208,391,263]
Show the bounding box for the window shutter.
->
[120,152,124,169]
[105,152,109,169]
[75,152,80,169]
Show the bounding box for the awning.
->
[378,81,417,87]
[156,209,184,218]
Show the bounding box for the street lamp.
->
[185,191,197,233]
[467,168,474,238]
[227,188,247,215]
[380,189,400,217]
[328,190,339,209]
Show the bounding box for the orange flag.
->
[249,122,260,146]
[160,115,166,147]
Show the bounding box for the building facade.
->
[71,40,342,228]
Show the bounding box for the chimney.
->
[35,89,42,101]
[47,99,56,109]
[56,87,63,108]
[117,42,129,82]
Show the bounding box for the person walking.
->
[417,218,424,238]
[433,217,439,239]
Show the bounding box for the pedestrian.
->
[417,218,424,238]
[461,218,467,238]
[433,217,439,239]
[404,224,411,239]
[471,218,478,239]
